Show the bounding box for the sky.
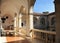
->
[33,0,55,13]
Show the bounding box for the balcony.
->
[0,29,56,43]
[31,29,56,43]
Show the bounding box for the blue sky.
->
[33,0,55,13]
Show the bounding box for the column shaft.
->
[55,0,60,43]
[19,13,22,28]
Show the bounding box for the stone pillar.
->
[0,17,2,29]
[0,17,2,36]
[19,13,22,28]
[26,13,30,36]
[29,6,34,37]
[29,14,34,37]
[14,13,19,35]
[55,0,60,43]
[30,14,33,30]
[29,6,34,30]
[14,16,17,35]
[16,13,19,32]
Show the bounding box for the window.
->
[33,17,37,25]
[40,18,45,25]
[51,17,55,25]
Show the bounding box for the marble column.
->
[55,0,60,43]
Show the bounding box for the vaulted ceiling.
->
[0,0,29,27]
[1,0,29,17]
[0,0,36,27]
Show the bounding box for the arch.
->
[33,17,37,24]
[40,17,45,25]
[19,6,26,28]
[51,17,55,25]
[19,6,26,14]
[29,6,33,13]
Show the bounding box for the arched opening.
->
[51,17,56,31]
[19,6,26,28]
[51,17,55,25]
[33,17,37,28]
[33,0,55,13]
[33,17,37,25]
[40,18,45,25]
[32,0,56,43]
[18,6,28,36]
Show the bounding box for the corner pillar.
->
[55,0,60,43]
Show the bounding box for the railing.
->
[1,30,15,36]
[31,29,56,43]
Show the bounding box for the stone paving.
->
[0,36,44,43]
